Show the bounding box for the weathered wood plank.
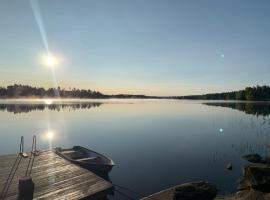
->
[1,165,96,195]
[0,150,112,200]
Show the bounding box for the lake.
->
[0,99,270,199]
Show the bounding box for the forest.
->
[0,84,159,99]
[0,84,106,98]
[0,84,270,101]
[180,86,270,101]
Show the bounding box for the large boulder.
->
[243,154,263,163]
[215,190,270,200]
[174,181,217,200]
[239,164,270,192]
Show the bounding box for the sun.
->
[40,53,61,68]
[45,55,58,67]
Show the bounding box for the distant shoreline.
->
[0,98,270,103]
[1,84,270,101]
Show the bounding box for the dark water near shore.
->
[0,99,270,199]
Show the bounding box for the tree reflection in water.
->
[204,102,270,117]
[205,102,270,163]
[0,102,102,114]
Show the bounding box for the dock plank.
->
[0,150,112,200]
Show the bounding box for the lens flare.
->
[30,0,49,53]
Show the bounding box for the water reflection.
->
[1,100,270,199]
[0,102,102,114]
[204,102,270,117]
[212,143,270,163]
[45,131,54,140]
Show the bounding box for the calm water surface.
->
[0,99,270,199]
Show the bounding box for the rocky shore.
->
[142,154,270,200]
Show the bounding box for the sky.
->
[0,0,269,96]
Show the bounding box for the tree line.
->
[0,84,160,99]
[1,84,270,100]
[0,84,106,98]
[180,85,270,101]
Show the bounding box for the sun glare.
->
[43,54,59,68]
[46,55,58,67]
[44,99,53,105]
[46,131,54,140]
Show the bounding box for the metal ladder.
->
[25,135,39,177]
[0,135,39,200]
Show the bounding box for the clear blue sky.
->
[0,0,269,96]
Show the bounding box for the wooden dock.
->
[0,150,113,200]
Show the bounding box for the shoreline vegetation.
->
[0,84,270,101]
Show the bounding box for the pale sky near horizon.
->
[0,0,269,96]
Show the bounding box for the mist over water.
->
[0,100,269,199]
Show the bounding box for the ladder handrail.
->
[26,135,39,177]
[0,136,25,200]
[19,136,24,154]
[31,135,37,154]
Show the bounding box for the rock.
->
[236,190,266,200]
[237,176,250,191]
[241,164,270,192]
[264,154,270,163]
[174,181,217,200]
[243,154,263,163]
[227,163,233,170]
